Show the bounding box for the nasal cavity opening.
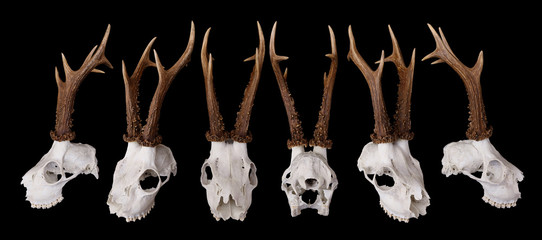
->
[305,178,318,188]
[139,169,162,191]
[301,190,319,204]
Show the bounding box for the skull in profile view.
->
[22,141,99,208]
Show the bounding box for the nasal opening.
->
[305,178,318,188]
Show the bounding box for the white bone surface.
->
[107,142,177,222]
[201,141,257,221]
[281,146,338,217]
[21,140,99,209]
[358,139,429,222]
[442,138,523,208]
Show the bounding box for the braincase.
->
[443,140,483,172]
[287,152,334,179]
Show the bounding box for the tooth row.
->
[482,196,517,209]
[125,203,155,222]
[30,196,64,209]
[380,201,409,223]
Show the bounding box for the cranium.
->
[21,141,99,208]
[199,22,264,221]
[423,24,523,208]
[442,139,523,207]
[348,25,430,222]
[22,25,112,209]
[107,23,194,222]
[108,142,177,221]
[282,146,338,217]
[270,22,339,217]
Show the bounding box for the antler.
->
[309,26,338,149]
[347,25,394,144]
[139,22,195,147]
[51,25,114,142]
[270,22,308,149]
[121,37,157,142]
[382,25,416,141]
[231,22,266,143]
[201,27,228,142]
[422,24,492,141]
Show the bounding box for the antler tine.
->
[422,24,491,140]
[347,25,394,144]
[384,25,416,140]
[201,27,228,142]
[122,37,157,142]
[270,21,307,149]
[51,24,114,141]
[309,25,337,149]
[139,22,195,147]
[232,21,266,143]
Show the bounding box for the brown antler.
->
[347,25,394,144]
[422,24,492,141]
[270,22,308,149]
[381,25,416,141]
[121,37,157,142]
[309,26,338,149]
[139,22,195,147]
[201,27,228,142]
[231,22,266,143]
[51,25,114,142]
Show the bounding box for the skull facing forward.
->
[201,141,257,221]
[282,146,338,217]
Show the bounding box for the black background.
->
[7,1,539,237]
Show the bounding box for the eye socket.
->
[139,169,162,192]
[201,163,213,185]
[486,160,504,183]
[44,161,62,184]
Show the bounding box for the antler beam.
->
[383,25,416,141]
[139,22,195,147]
[121,37,157,142]
[422,24,491,141]
[232,22,266,143]
[201,27,228,142]
[51,25,113,141]
[270,22,308,149]
[309,26,338,149]
[347,25,394,144]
